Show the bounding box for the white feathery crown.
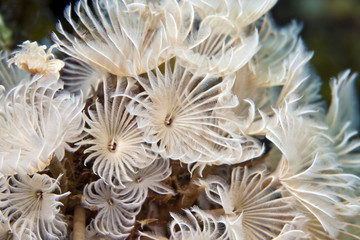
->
[0,0,358,239]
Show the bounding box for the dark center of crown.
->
[35,190,43,200]
[164,114,173,127]
[108,139,117,152]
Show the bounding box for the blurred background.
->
[0,0,359,102]
[272,0,360,102]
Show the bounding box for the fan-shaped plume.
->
[275,41,323,114]
[79,76,155,187]
[85,220,117,240]
[172,14,260,77]
[0,74,84,174]
[0,174,69,240]
[82,179,142,239]
[117,59,262,167]
[199,166,296,239]
[189,0,277,28]
[250,15,302,88]
[230,15,303,135]
[52,90,85,161]
[325,70,360,173]
[119,158,174,206]
[272,215,308,240]
[303,204,360,240]
[267,107,360,238]
[169,206,228,240]
[53,0,185,76]
[61,57,108,98]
